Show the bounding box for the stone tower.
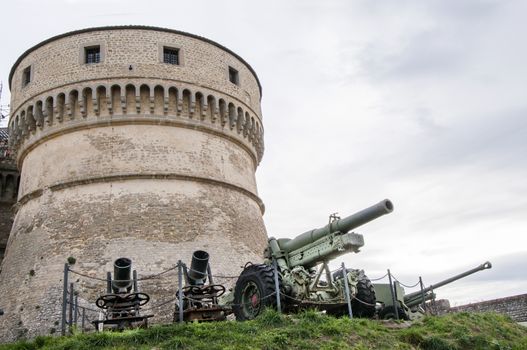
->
[0,26,266,340]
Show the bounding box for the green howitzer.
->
[375,261,492,320]
[231,199,394,321]
[404,261,492,308]
[268,199,394,271]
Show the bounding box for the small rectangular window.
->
[229,66,239,85]
[163,47,179,65]
[85,46,101,64]
[22,66,31,87]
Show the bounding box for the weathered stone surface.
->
[450,294,527,323]
[0,26,267,342]
[0,128,18,267]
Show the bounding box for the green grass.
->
[1,311,526,350]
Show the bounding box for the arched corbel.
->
[149,85,156,114]
[163,87,170,115]
[189,91,196,117]
[176,88,183,115]
[120,85,127,114]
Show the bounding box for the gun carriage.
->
[93,258,153,330]
[374,261,492,320]
[174,250,230,322]
[229,199,394,320]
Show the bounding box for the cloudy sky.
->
[1,0,526,305]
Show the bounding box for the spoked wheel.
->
[126,292,150,306]
[233,264,280,321]
[240,281,263,319]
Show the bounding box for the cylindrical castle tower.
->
[0,26,266,340]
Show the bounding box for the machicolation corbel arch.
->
[9,82,264,166]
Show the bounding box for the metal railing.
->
[58,260,433,335]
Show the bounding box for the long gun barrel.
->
[112,258,133,293]
[280,199,394,253]
[188,250,210,286]
[404,261,492,302]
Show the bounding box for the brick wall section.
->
[450,294,527,322]
[0,27,268,342]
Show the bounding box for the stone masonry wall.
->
[0,128,19,266]
[450,294,527,322]
[9,27,262,115]
[8,27,265,167]
[0,203,13,264]
[0,27,267,342]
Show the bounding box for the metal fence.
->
[59,260,432,336]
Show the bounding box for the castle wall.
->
[1,180,266,338]
[18,125,259,199]
[450,294,527,323]
[9,27,262,115]
[0,202,13,264]
[0,136,19,267]
[0,26,267,341]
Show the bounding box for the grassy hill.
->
[1,310,526,350]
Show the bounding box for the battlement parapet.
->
[8,81,264,167]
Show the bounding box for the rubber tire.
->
[331,269,376,318]
[233,264,280,321]
[352,277,376,317]
[379,305,409,320]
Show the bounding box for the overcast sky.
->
[1,0,526,305]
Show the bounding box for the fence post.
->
[178,261,184,323]
[73,294,78,326]
[342,262,353,319]
[68,283,74,333]
[387,269,399,320]
[207,264,218,304]
[430,287,436,315]
[419,276,426,312]
[206,263,214,284]
[133,270,138,292]
[133,269,140,314]
[272,258,281,313]
[60,263,69,336]
[106,272,112,293]
[81,307,85,333]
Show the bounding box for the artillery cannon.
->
[174,250,229,322]
[230,199,394,320]
[374,261,492,320]
[93,258,153,330]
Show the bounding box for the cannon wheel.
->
[352,277,376,317]
[233,264,280,321]
[331,269,376,318]
[379,305,409,320]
